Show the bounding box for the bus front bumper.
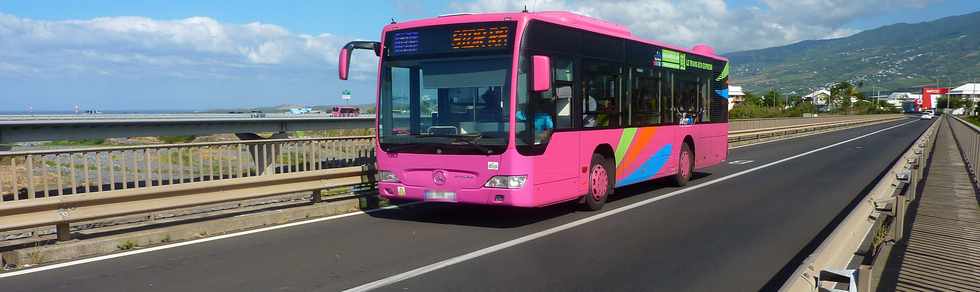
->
[377,182,537,207]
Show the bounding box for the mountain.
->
[725,10,980,95]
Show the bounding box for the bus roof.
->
[382,11,727,62]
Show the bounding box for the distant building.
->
[886,92,921,112]
[804,89,831,105]
[727,85,745,111]
[950,83,980,103]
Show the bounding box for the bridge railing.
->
[0,114,904,242]
[0,136,375,202]
[948,115,980,187]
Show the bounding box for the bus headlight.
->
[484,175,527,189]
[377,170,399,182]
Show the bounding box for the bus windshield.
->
[379,55,511,154]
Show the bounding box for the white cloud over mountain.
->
[452,0,936,53]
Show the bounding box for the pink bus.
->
[339,11,730,210]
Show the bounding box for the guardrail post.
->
[311,189,323,204]
[56,222,72,241]
[894,169,911,242]
[857,264,871,292]
[907,158,919,201]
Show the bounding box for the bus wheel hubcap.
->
[591,165,608,200]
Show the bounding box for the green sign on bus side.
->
[655,49,713,72]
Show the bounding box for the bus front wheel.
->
[582,153,613,211]
[670,143,694,187]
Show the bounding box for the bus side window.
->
[553,57,574,129]
[517,55,573,146]
[582,60,622,128]
[661,71,674,124]
[699,75,712,123]
[674,74,698,124]
[630,67,662,126]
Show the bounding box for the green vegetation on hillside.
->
[726,11,980,94]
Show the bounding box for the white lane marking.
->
[728,160,755,165]
[343,119,920,292]
[0,201,423,279]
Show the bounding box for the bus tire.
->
[582,153,613,211]
[670,143,694,187]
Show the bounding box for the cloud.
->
[0,13,377,80]
[451,0,938,53]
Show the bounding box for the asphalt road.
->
[0,118,931,292]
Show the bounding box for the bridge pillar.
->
[236,132,289,175]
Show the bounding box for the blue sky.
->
[0,0,977,111]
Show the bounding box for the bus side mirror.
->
[338,41,381,81]
[532,55,551,92]
[339,47,351,80]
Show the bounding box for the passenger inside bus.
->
[517,96,554,144]
[478,87,503,121]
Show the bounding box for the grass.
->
[28,242,45,266]
[47,139,106,146]
[966,116,980,127]
[116,240,137,250]
[158,135,196,144]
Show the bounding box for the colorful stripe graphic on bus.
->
[715,88,730,99]
[716,62,730,81]
[613,127,674,187]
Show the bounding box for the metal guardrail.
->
[0,136,374,201]
[948,115,980,187]
[729,115,906,144]
[0,114,892,144]
[728,115,888,132]
[780,117,940,292]
[0,115,903,242]
[0,113,373,120]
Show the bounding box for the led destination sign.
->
[387,22,515,57]
[451,25,510,49]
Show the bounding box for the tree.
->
[763,89,784,108]
[936,95,967,110]
[787,95,803,107]
[742,90,764,106]
[830,81,862,113]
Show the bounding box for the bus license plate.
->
[425,191,456,201]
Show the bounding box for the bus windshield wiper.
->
[383,143,424,153]
[449,135,493,154]
[386,134,491,154]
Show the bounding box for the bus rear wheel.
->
[670,143,694,187]
[582,153,613,211]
